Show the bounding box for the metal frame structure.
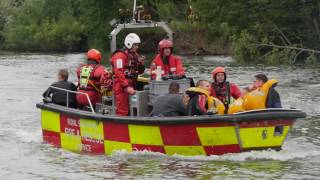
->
[109,21,173,54]
[109,0,173,53]
[47,86,95,113]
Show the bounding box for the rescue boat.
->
[36,98,305,156]
[37,0,307,156]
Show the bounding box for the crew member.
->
[211,67,241,113]
[150,39,185,80]
[111,33,145,116]
[76,49,111,108]
[186,80,225,115]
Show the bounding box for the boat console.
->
[99,78,191,116]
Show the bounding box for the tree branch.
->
[254,43,320,54]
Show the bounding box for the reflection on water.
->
[0,54,319,179]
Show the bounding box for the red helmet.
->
[87,49,101,63]
[158,39,173,53]
[212,67,226,81]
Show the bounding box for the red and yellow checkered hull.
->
[38,104,305,156]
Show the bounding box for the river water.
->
[0,53,319,179]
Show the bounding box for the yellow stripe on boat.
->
[239,126,290,148]
[129,125,163,145]
[164,146,206,156]
[196,126,238,146]
[104,140,132,155]
[41,110,60,133]
[80,118,104,140]
[60,133,82,152]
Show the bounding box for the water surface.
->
[0,54,319,179]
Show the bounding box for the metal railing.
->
[47,86,95,113]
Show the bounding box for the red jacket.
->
[76,63,106,91]
[111,49,144,116]
[111,50,144,89]
[150,54,185,79]
[211,82,241,105]
[76,61,108,107]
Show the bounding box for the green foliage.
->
[231,31,259,63]
[0,0,11,47]
[0,0,319,65]
[3,0,85,51]
[305,53,319,66]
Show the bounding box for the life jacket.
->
[208,96,226,115]
[186,87,225,115]
[211,81,234,113]
[111,49,144,79]
[79,64,100,91]
[227,97,245,114]
[100,70,113,96]
[186,87,209,98]
[242,79,278,111]
[212,81,230,104]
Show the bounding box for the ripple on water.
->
[0,54,319,179]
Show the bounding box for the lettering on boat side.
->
[82,136,104,144]
[64,128,80,136]
[81,137,105,153]
[67,118,79,127]
[60,115,81,135]
[82,144,92,152]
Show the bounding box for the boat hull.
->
[38,103,305,156]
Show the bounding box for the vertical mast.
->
[132,0,137,22]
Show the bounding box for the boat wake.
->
[7,128,42,144]
[110,137,319,162]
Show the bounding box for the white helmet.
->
[124,33,141,49]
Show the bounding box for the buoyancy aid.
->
[79,64,100,91]
[111,49,145,89]
[100,70,113,96]
[186,87,225,115]
[208,96,226,115]
[212,81,231,105]
[242,79,278,111]
[227,97,246,114]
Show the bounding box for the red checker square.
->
[160,124,201,146]
[204,144,241,155]
[103,121,130,142]
[60,114,80,136]
[132,144,165,153]
[42,130,61,148]
[81,137,105,154]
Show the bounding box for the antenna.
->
[132,0,137,22]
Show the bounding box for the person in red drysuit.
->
[210,66,241,113]
[111,33,145,116]
[76,49,112,109]
[150,39,185,80]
